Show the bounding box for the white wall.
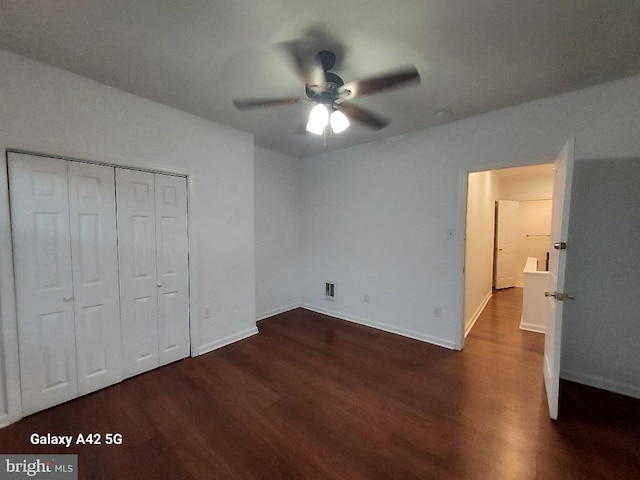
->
[562,158,640,398]
[516,199,552,278]
[498,171,554,201]
[300,145,463,348]
[254,146,301,319]
[0,50,256,427]
[464,171,497,334]
[300,72,640,351]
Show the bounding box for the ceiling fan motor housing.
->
[305,71,345,103]
[317,50,336,71]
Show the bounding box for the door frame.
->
[458,158,559,349]
[0,148,195,427]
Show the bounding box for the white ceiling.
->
[1,1,640,158]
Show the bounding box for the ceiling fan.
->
[232,46,420,135]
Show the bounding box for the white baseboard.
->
[197,326,259,356]
[519,315,545,334]
[561,369,640,399]
[255,303,301,322]
[301,304,457,350]
[464,291,492,338]
[0,412,21,430]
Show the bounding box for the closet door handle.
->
[157,284,163,288]
[63,295,74,302]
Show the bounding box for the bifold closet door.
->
[9,154,122,414]
[154,174,189,366]
[9,153,77,415]
[117,169,160,377]
[67,161,122,395]
[116,169,189,378]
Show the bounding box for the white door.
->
[154,174,190,365]
[116,169,160,377]
[544,139,575,420]
[494,200,519,289]
[68,161,122,395]
[8,153,78,415]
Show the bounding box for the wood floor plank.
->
[1,287,638,479]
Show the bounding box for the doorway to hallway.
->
[463,163,554,340]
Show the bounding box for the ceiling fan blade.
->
[335,102,390,130]
[232,97,302,110]
[277,39,327,89]
[339,66,420,99]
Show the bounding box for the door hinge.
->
[544,291,575,301]
[553,242,567,250]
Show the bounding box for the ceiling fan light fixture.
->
[330,109,350,133]
[306,103,329,135]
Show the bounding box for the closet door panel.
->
[116,169,159,377]
[8,153,78,415]
[155,174,190,365]
[68,161,122,394]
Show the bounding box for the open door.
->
[543,138,575,420]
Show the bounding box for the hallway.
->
[466,287,640,478]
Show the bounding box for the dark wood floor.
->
[1,288,638,479]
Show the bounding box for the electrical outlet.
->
[202,305,211,318]
[364,293,370,303]
[433,307,442,318]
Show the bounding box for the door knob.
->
[63,295,74,302]
[545,291,575,301]
[157,284,163,288]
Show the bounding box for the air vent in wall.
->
[325,282,336,301]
